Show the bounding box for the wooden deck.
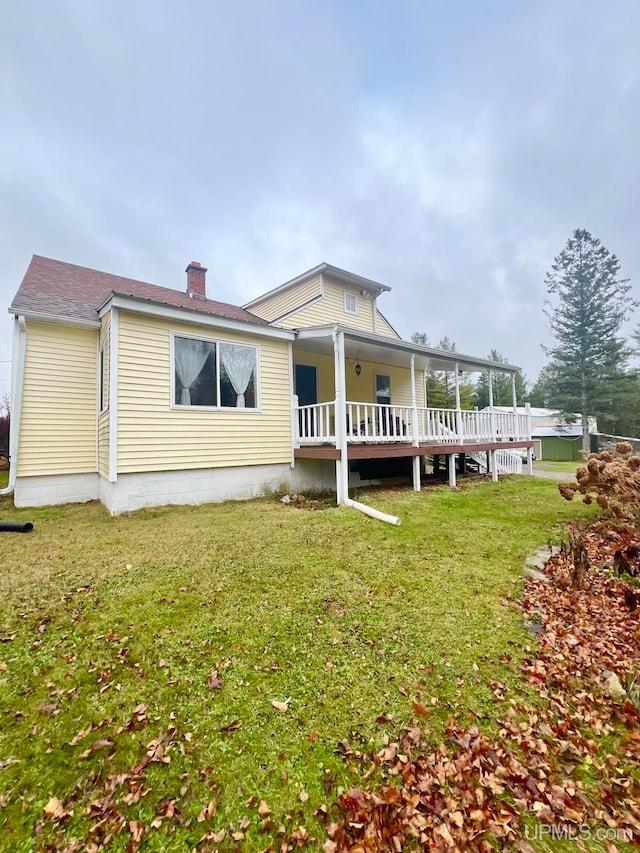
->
[294,439,534,461]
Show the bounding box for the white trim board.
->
[100,294,295,342]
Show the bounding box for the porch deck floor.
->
[294,439,534,460]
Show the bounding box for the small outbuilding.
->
[531,425,584,461]
[483,407,598,461]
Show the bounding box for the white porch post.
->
[511,373,518,440]
[488,370,497,480]
[448,453,457,487]
[491,451,499,482]
[289,341,298,463]
[292,395,300,450]
[488,369,496,442]
[333,330,348,504]
[410,354,421,492]
[454,361,461,441]
[525,402,534,475]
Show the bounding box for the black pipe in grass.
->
[0,521,33,533]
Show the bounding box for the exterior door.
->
[295,364,318,406]
[295,364,318,438]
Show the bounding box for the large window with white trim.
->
[173,335,257,409]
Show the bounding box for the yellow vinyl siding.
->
[97,314,111,478]
[277,279,380,333]
[376,312,400,339]
[293,350,425,408]
[346,360,425,408]
[117,313,292,473]
[249,275,322,322]
[18,322,98,477]
[293,353,335,403]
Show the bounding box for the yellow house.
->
[4,256,533,516]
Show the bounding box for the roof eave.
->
[295,324,522,374]
[104,293,296,340]
[8,307,101,330]
[243,262,391,309]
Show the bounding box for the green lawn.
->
[0,470,7,489]
[0,479,596,851]
[534,459,582,475]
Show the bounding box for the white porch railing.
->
[416,407,459,442]
[496,449,523,474]
[295,401,531,447]
[458,409,529,442]
[345,402,413,443]
[469,448,523,475]
[296,401,336,444]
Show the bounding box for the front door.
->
[295,364,318,406]
[295,364,318,438]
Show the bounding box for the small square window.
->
[344,292,358,314]
[376,374,391,405]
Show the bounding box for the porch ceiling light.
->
[355,362,362,377]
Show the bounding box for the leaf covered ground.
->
[0,478,636,851]
[328,522,640,852]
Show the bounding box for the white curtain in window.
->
[175,338,210,405]
[221,344,254,407]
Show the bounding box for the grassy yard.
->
[533,460,582,475]
[0,478,597,851]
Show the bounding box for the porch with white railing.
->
[294,399,531,447]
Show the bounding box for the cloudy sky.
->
[1,0,639,393]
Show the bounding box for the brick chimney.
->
[186,261,207,299]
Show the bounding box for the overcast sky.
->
[1,0,639,393]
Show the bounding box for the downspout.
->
[332,329,400,525]
[108,307,119,483]
[0,316,27,497]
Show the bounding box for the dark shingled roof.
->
[10,256,267,326]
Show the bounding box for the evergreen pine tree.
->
[544,229,635,452]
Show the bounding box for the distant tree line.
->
[409,334,528,412]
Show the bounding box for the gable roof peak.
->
[11,255,267,326]
[243,262,391,310]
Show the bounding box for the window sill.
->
[171,404,261,413]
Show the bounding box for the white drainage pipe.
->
[344,497,401,526]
